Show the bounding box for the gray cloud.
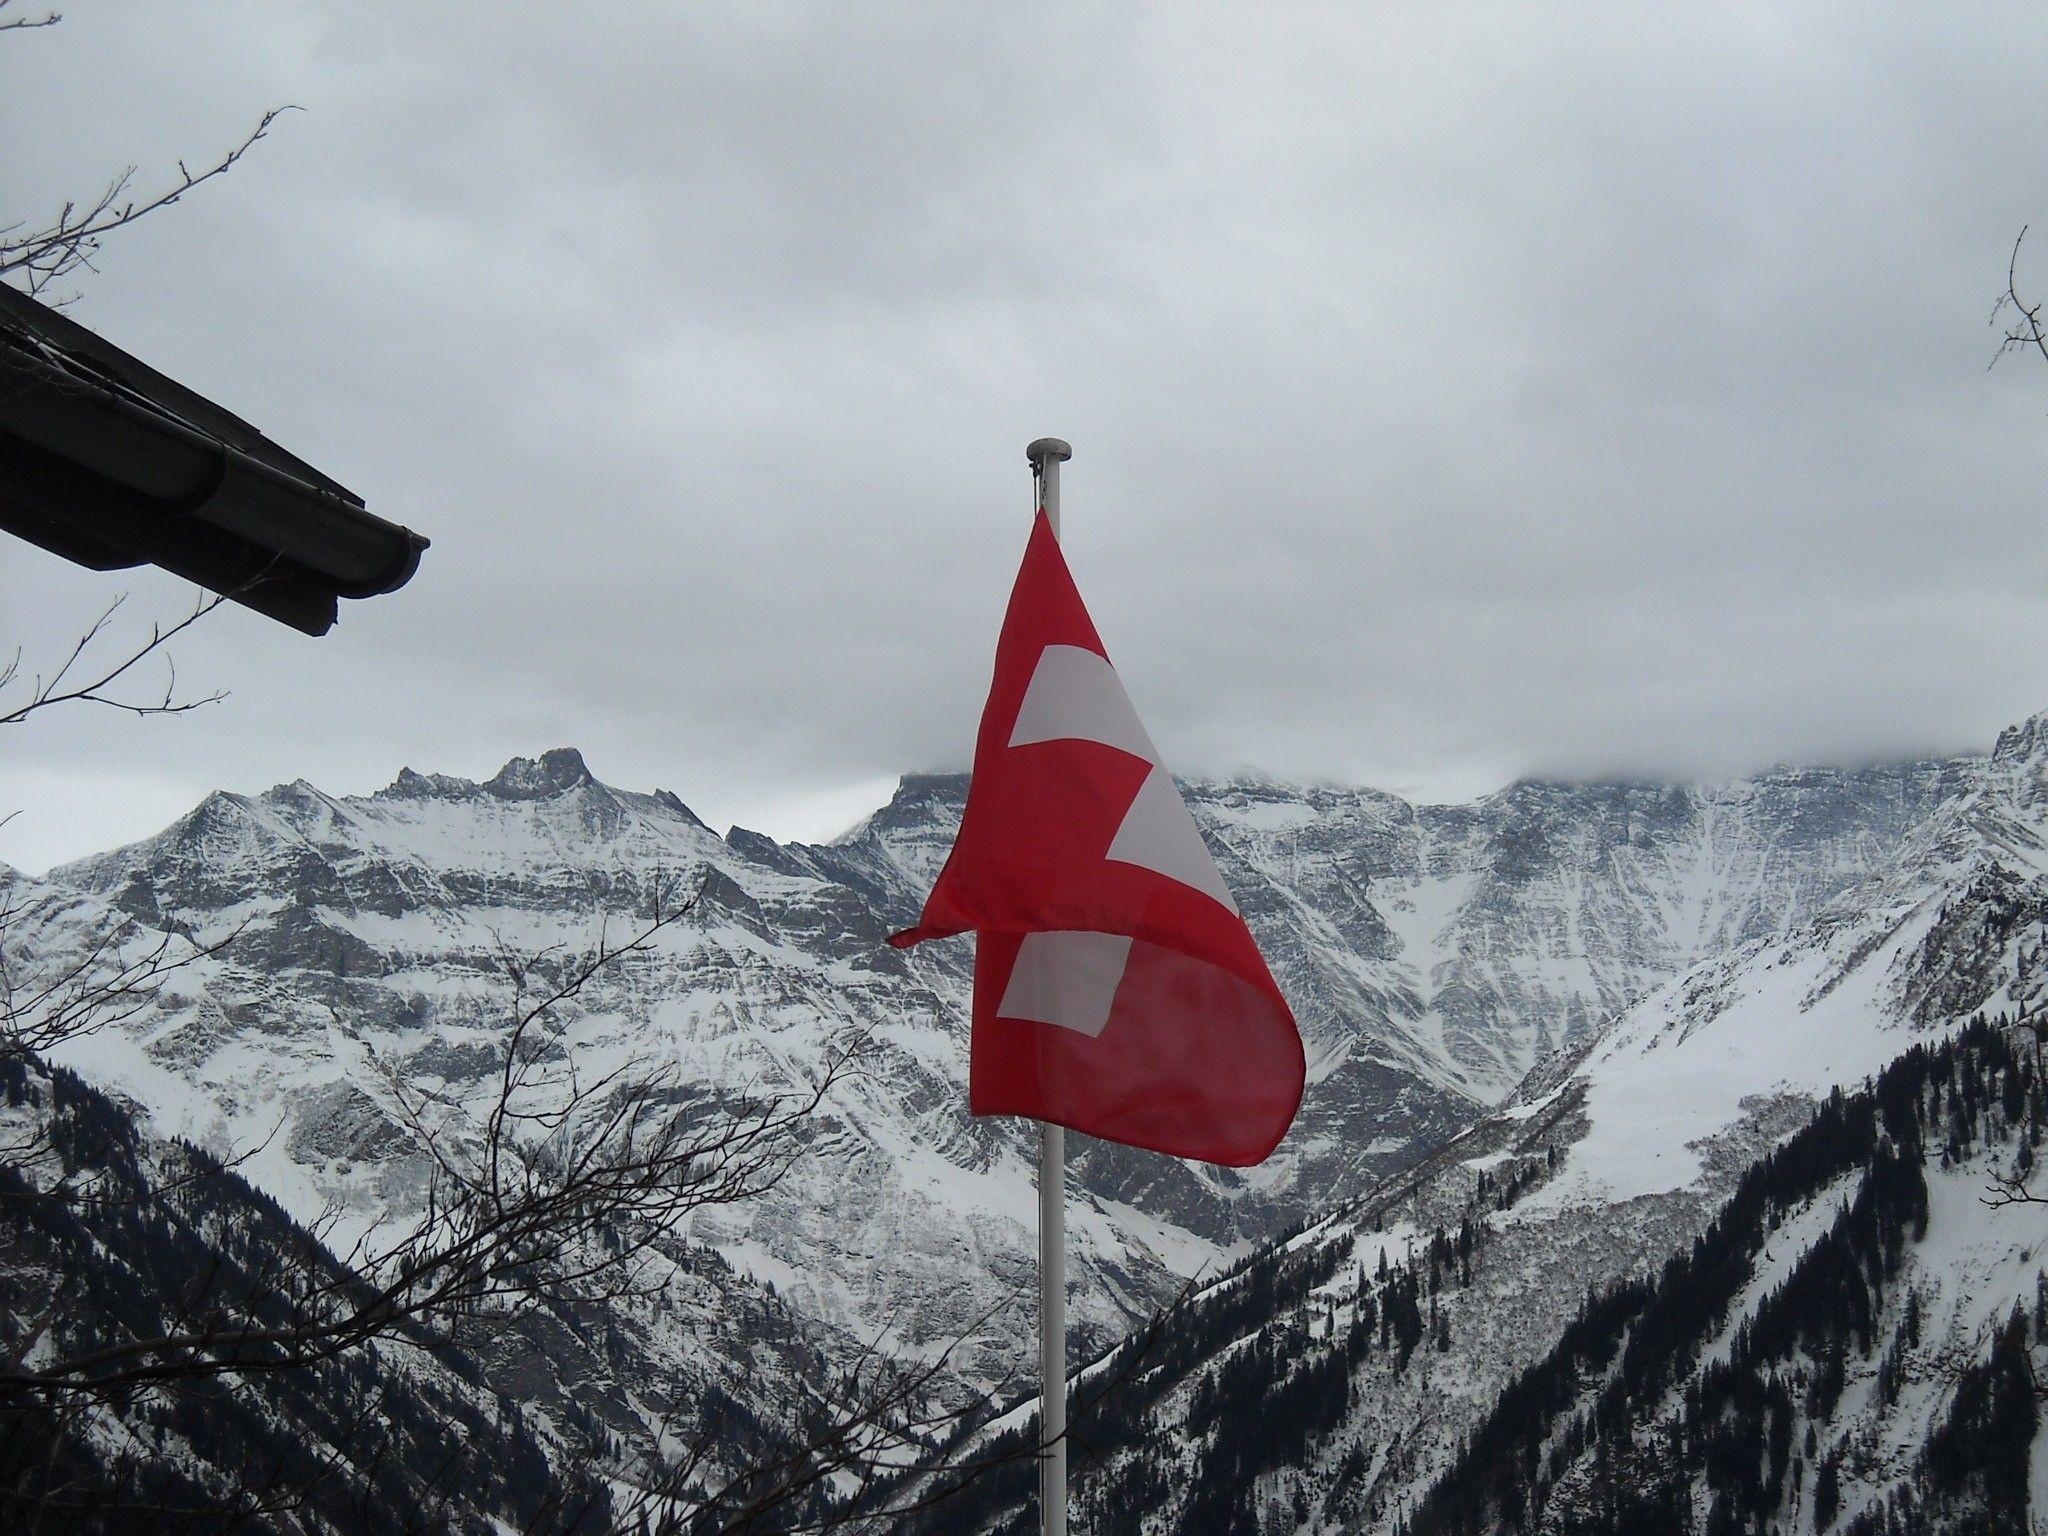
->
[6,3,2048,871]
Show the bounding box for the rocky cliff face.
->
[4,728,2004,1471]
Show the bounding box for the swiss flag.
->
[890,512,1304,1166]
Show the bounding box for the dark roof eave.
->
[0,284,429,635]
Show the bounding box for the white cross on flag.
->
[890,511,1303,1166]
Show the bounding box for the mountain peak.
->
[1991,711,2048,771]
[485,748,596,800]
[382,766,477,801]
[831,771,968,846]
[884,771,969,812]
[377,750,602,804]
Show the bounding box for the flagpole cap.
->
[1025,438,1073,468]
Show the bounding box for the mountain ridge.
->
[11,713,2048,1522]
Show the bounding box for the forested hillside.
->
[1,1056,608,1534]
[1411,1018,2041,1536]
[907,1020,2048,1535]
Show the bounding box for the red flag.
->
[890,511,1304,1166]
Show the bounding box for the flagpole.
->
[1025,435,1072,1536]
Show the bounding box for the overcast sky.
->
[7,4,2048,873]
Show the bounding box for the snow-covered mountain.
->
[915,716,2048,1533]
[23,753,1243,1400]
[5,719,2032,1522]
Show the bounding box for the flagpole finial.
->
[1026,440,1072,538]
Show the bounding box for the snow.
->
[16,726,2048,1526]
[1215,799,1322,834]
[1520,910,1934,1210]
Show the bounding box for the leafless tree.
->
[598,1259,1192,1536]
[0,2,293,304]
[0,867,1056,1535]
[617,1294,1024,1536]
[0,883,229,1067]
[7,890,736,1395]
[1983,1168,2038,1212]
[0,588,239,1195]
[0,590,235,1035]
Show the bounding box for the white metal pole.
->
[1037,1123,1066,1536]
[1024,436,1072,1536]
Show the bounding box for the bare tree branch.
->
[2,876,853,1400]
[0,101,297,303]
[1992,225,2048,377]
[0,591,229,729]
[1983,1167,2044,1210]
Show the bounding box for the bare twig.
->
[1983,1168,2043,1210]
[0,1,60,35]
[1992,226,2048,376]
[0,105,297,302]
[0,591,229,729]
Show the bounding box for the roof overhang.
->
[0,283,428,636]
